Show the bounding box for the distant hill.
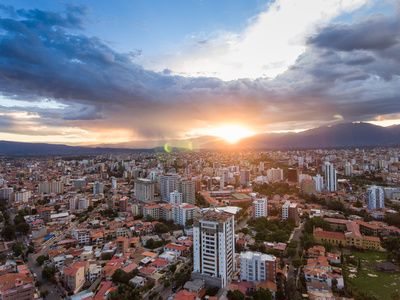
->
[237,122,400,149]
[0,123,399,155]
[0,141,150,156]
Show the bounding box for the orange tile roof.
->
[314,229,346,241]
[173,290,196,300]
[0,273,33,292]
[164,243,187,251]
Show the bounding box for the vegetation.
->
[42,265,56,283]
[36,255,48,266]
[248,217,295,243]
[227,290,245,300]
[343,251,400,300]
[112,269,138,284]
[253,182,299,196]
[145,238,165,249]
[195,192,209,208]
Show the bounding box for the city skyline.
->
[0,0,400,147]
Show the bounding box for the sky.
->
[0,0,399,147]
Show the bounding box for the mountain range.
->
[0,123,399,156]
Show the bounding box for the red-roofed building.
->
[164,243,189,256]
[93,281,116,300]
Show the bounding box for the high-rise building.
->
[240,251,276,283]
[282,200,290,220]
[119,197,128,212]
[180,179,196,204]
[367,185,385,210]
[0,187,13,204]
[172,203,198,226]
[282,200,299,225]
[252,198,268,218]
[240,170,250,186]
[313,174,324,192]
[344,162,353,176]
[266,168,283,183]
[134,178,155,202]
[160,174,180,202]
[287,168,299,183]
[93,181,104,195]
[193,209,235,288]
[111,177,118,189]
[170,190,183,205]
[324,162,337,192]
[38,180,64,194]
[78,197,89,210]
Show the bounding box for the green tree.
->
[12,242,25,256]
[42,266,56,283]
[36,255,48,266]
[1,224,15,240]
[252,287,273,300]
[227,290,245,300]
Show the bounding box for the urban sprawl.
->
[0,148,399,300]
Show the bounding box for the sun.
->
[208,125,254,144]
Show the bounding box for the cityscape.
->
[0,1,400,300]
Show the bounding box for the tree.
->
[112,269,134,284]
[42,266,56,283]
[252,287,273,300]
[1,224,15,240]
[227,290,245,300]
[12,242,25,257]
[36,255,48,266]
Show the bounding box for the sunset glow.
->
[206,125,255,144]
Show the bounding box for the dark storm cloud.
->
[0,5,400,140]
[308,14,400,51]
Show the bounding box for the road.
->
[286,221,305,286]
[27,221,78,299]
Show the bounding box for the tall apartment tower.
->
[169,190,183,205]
[93,181,104,195]
[240,251,276,283]
[160,174,180,202]
[253,197,268,218]
[240,170,250,186]
[367,185,385,210]
[313,174,324,192]
[180,179,196,204]
[324,162,337,192]
[193,209,235,288]
[344,162,353,176]
[134,178,155,202]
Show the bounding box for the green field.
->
[344,251,400,300]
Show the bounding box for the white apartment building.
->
[193,209,235,288]
[14,189,31,203]
[93,181,104,195]
[313,174,324,192]
[170,190,183,205]
[134,178,155,202]
[252,198,268,218]
[266,168,283,183]
[367,185,385,210]
[72,229,91,245]
[160,174,180,202]
[324,162,337,192]
[38,180,64,194]
[172,203,197,226]
[282,200,290,220]
[180,179,196,204]
[240,251,276,282]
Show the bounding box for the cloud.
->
[0,3,400,145]
[140,0,369,80]
[308,14,400,51]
